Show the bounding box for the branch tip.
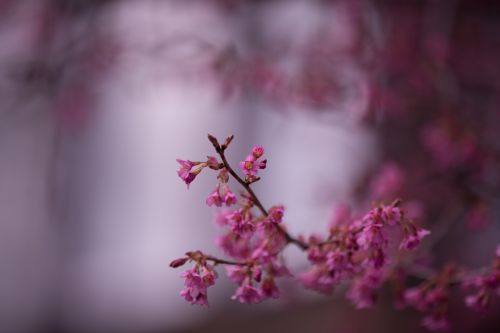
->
[207,134,221,151]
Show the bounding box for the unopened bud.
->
[221,134,234,150]
[259,159,267,169]
[207,134,221,151]
[206,156,221,170]
[169,257,189,268]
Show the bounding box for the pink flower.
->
[381,206,403,226]
[257,218,275,236]
[463,264,500,312]
[370,162,404,199]
[239,146,267,177]
[404,281,451,331]
[268,205,284,224]
[357,222,387,250]
[226,266,248,284]
[425,288,447,305]
[261,277,280,299]
[421,122,477,170]
[363,204,404,227]
[362,207,383,225]
[307,245,326,264]
[298,268,335,295]
[232,280,263,304]
[252,145,264,159]
[227,210,255,237]
[201,265,218,286]
[421,314,450,331]
[240,155,259,176]
[214,210,230,226]
[347,269,383,309]
[259,232,287,256]
[369,247,387,269]
[325,250,353,282]
[227,264,262,284]
[400,222,430,250]
[180,264,218,306]
[465,293,489,312]
[181,267,204,289]
[216,232,251,259]
[251,246,273,264]
[206,156,220,170]
[206,184,237,207]
[206,186,223,207]
[176,159,203,186]
[180,286,208,306]
[221,184,237,206]
[403,287,427,310]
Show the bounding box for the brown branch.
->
[210,134,308,250]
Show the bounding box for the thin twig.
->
[205,255,246,266]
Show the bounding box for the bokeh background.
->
[0,0,499,332]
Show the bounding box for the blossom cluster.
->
[402,265,455,331]
[463,246,500,312]
[171,135,499,331]
[299,203,428,303]
[173,253,218,307]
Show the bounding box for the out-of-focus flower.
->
[463,245,500,311]
[370,163,405,199]
[329,203,351,228]
[347,269,383,309]
[260,276,280,299]
[400,222,431,250]
[231,279,263,304]
[268,205,284,224]
[421,314,450,331]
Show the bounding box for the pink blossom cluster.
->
[239,145,267,182]
[402,265,455,331]
[206,168,237,207]
[463,246,500,312]
[173,136,290,304]
[171,135,500,331]
[421,119,479,171]
[212,199,290,303]
[299,202,429,308]
[170,252,218,306]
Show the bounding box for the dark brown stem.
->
[205,255,246,266]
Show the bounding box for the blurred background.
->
[0,0,499,332]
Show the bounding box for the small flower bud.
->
[170,257,189,268]
[258,159,267,169]
[207,133,221,151]
[252,145,264,158]
[222,134,235,150]
[206,156,221,170]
